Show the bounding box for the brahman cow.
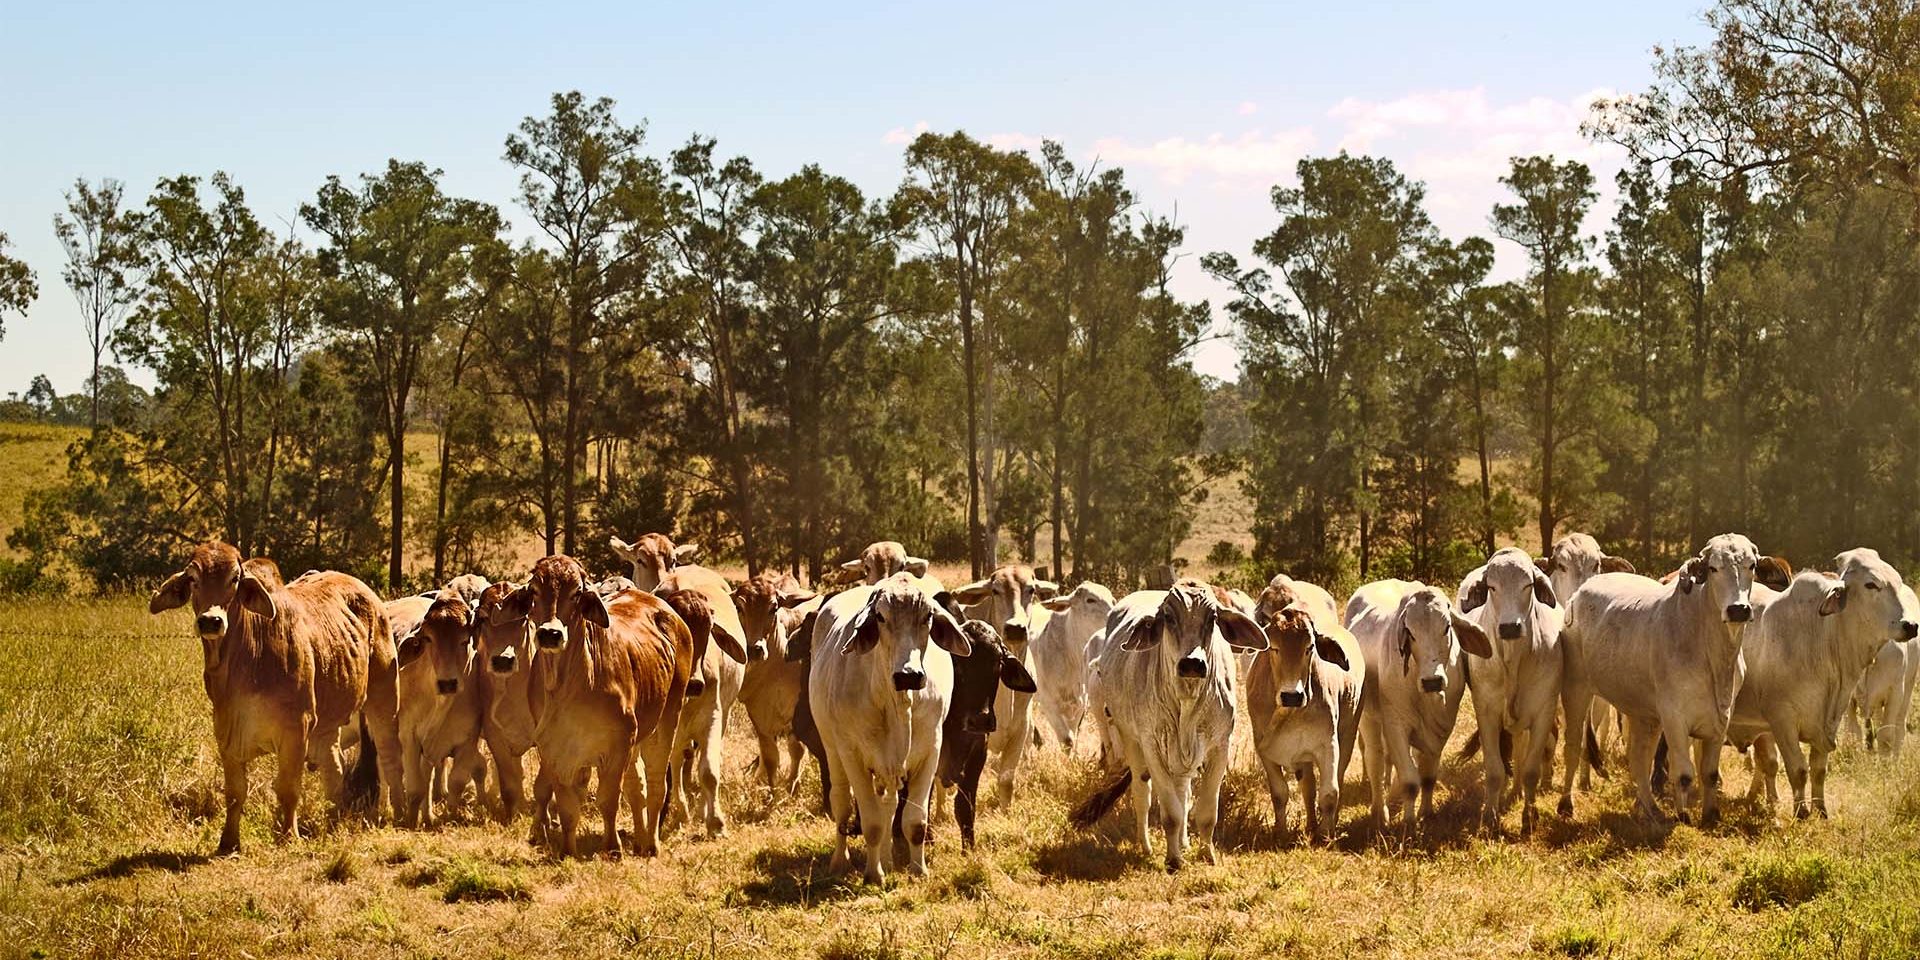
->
[838,540,931,585]
[938,619,1038,847]
[1029,581,1115,751]
[1729,550,1917,818]
[608,533,702,591]
[471,580,544,825]
[1852,582,1920,755]
[732,571,819,800]
[1558,533,1767,825]
[1246,582,1362,844]
[951,564,1059,808]
[391,592,493,827]
[1346,579,1491,834]
[1070,580,1269,871]
[149,542,404,854]
[506,554,696,858]
[810,572,972,884]
[1458,548,1563,833]
[654,561,750,838]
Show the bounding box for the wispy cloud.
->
[1086,128,1318,185]
[1237,101,1259,116]
[882,120,930,145]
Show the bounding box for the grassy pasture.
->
[4,597,1920,958]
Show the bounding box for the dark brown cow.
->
[149,542,403,854]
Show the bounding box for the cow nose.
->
[893,668,926,692]
[1279,690,1306,708]
[1903,620,1919,641]
[1177,655,1208,679]
[535,625,563,648]
[748,642,767,663]
[436,678,459,696]
[1420,676,1445,694]
[963,711,996,734]
[1004,621,1028,644]
[1499,621,1523,640]
[196,614,224,636]
[685,676,705,698]
[490,652,516,674]
[1725,603,1753,623]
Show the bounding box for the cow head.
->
[1827,548,1918,641]
[608,533,699,592]
[837,540,931,585]
[1677,534,1762,624]
[1537,533,1635,607]
[1394,585,1490,697]
[1461,547,1557,644]
[404,594,479,696]
[1119,579,1268,682]
[521,555,610,658]
[1260,605,1349,710]
[840,573,973,692]
[952,565,1060,650]
[150,542,280,669]
[947,619,1039,735]
[732,572,817,662]
[443,573,492,608]
[474,580,534,678]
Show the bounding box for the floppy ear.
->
[999,654,1038,693]
[776,588,818,608]
[1217,607,1270,651]
[150,570,192,614]
[1600,555,1637,575]
[1120,614,1161,651]
[930,608,973,657]
[1459,569,1489,613]
[1680,556,1708,594]
[785,611,819,663]
[840,596,883,655]
[1313,636,1351,672]
[672,543,700,565]
[1531,567,1558,608]
[709,621,749,663]
[1041,594,1074,611]
[1032,579,1061,600]
[608,536,638,563]
[904,556,930,577]
[236,574,277,620]
[951,579,994,606]
[396,630,427,668]
[1819,582,1849,617]
[1450,610,1493,658]
[1535,556,1555,575]
[577,588,611,629]
[503,583,535,619]
[1756,556,1794,592]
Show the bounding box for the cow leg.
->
[849,767,889,885]
[823,743,855,875]
[307,726,347,817]
[1383,727,1420,836]
[401,736,428,829]
[1655,712,1697,822]
[1259,753,1291,840]
[1809,734,1833,819]
[696,735,727,838]
[273,732,306,845]
[1766,729,1811,819]
[1692,734,1725,827]
[362,671,406,824]
[492,742,525,824]
[992,711,1031,809]
[446,742,484,822]
[1557,683,1594,818]
[551,770,582,859]
[528,768,554,849]
[1476,711,1507,831]
[1359,714,1388,831]
[1415,746,1441,825]
[217,754,249,856]
[635,728,674,857]
[1149,761,1193,872]
[597,748,630,860]
[782,736,807,796]
[902,760,939,876]
[1294,763,1317,844]
[1193,747,1228,865]
[753,726,785,799]
[1622,715,1660,821]
[955,743,987,849]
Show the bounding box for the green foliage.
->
[1732,854,1835,911]
[0,230,36,337]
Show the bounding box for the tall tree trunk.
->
[960,279,983,577]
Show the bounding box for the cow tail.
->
[344,713,381,811]
[1455,721,1483,762]
[1585,720,1606,779]
[1069,770,1133,829]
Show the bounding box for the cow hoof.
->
[602,847,623,862]
[1794,804,1811,821]
[1557,796,1574,819]
[1165,858,1183,874]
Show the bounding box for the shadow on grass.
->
[733,840,861,907]
[1030,829,1142,882]
[63,849,210,884]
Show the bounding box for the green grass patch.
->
[1732,853,1835,911]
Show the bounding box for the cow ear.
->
[931,609,973,657]
[396,630,426,668]
[841,597,883,655]
[1041,594,1074,611]
[504,582,535,618]
[237,574,278,620]
[578,588,611,629]
[709,621,749,663]
[1459,569,1489,613]
[786,611,819,662]
[672,543,701,565]
[1531,568,1558,608]
[904,556,930,577]
[150,570,192,614]
[1600,555,1637,575]
[608,536,638,563]
[839,559,863,574]
[776,588,818,609]
[1535,556,1555,575]
[1450,611,1493,658]
[951,579,994,605]
[1120,615,1161,651]
[1313,636,1350,672]
[1819,583,1848,616]
[999,654,1038,693]
[1032,579,1061,600]
[1756,556,1794,592]
[1217,607,1270,651]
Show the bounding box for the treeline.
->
[7,0,1920,595]
[2,96,1212,592]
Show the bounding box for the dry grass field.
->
[4,594,1920,959]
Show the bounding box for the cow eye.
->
[1867,582,1883,591]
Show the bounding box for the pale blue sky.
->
[0,1,1710,392]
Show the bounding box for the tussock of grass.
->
[439,859,532,903]
[319,848,358,883]
[1732,853,1835,911]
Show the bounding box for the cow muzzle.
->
[748,641,768,663]
[1003,621,1028,645]
[1725,603,1753,623]
[1499,621,1523,640]
[1420,676,1445,694]
[436,677,459,696]
[686,676,705,698]
[893,668,926,692]
[963,711,996,734]
[1279,689,1306,709]
[490,651,517,674]
[1902,620,1919,641]
[535,625,564,649]
[1177,654,1209,679]
[196,613,225,638]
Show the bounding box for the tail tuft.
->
[343,714,381,812]
[1069,771,1133,829]
[1585,721,1606,779]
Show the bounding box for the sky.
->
[0,1,1712,394]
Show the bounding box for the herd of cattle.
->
[145,530,1920,879]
